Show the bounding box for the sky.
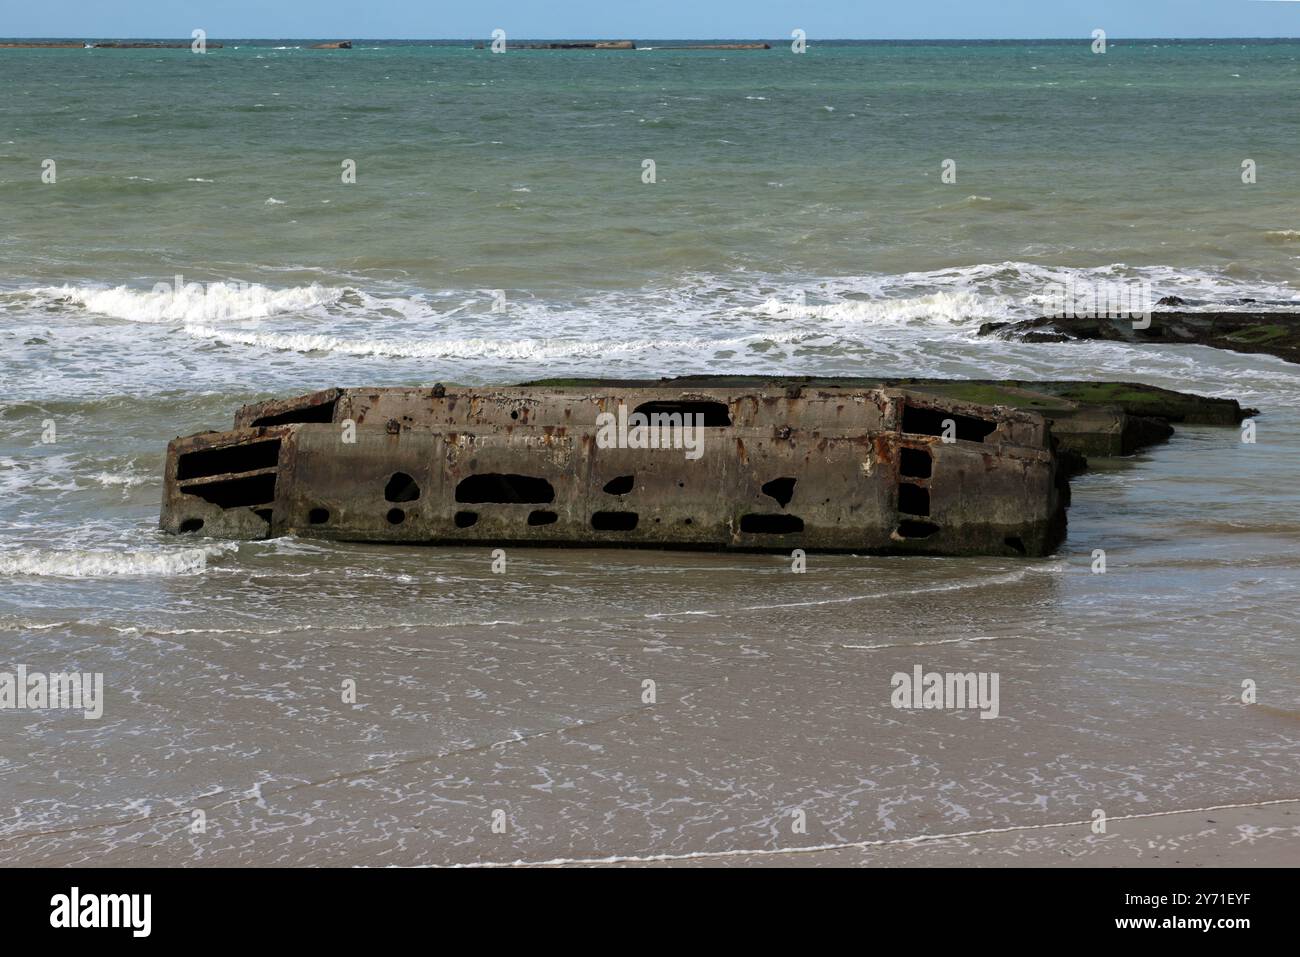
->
[3,1,1300,40]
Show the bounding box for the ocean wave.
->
[179,323,754,360]
[91,470,149,489]
[756,290,999,326]
[30,282,343,324]
[0,544,234,578]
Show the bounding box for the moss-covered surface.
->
[518,375,1248,459]
[522,376,1247,424]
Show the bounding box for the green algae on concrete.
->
[523,376,1249,457]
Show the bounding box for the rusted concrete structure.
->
[161,380,1068,556]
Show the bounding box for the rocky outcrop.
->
[91,42,225,48]
[658,43,772,50]
[474,40,637,50]
[310,41,352,49]
[981,311,1300,365]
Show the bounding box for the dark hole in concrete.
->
[592,511,639,531]
[454,510,478,528]
[761,477,797,507]
[896,520,941,539]
[740,514,805,534]
[386,508,405,525]
[250,398,337,428]
[385,471,421,503]
[181,473,277,510]
[177,439,280,480]
[1004,536,1026,555]
[603,474,635,495]
[899,447,933,479]
[631,400,731,427]
[901,404,996,443]
[509,410,519,420]
[455,473,555,504]
[308,507,330,525]
[179,518,204,533]
[898,483,930,516]
[253,508,273,523]
[528,510,559,526]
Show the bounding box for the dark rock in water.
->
[476,40,637,50]
[311,41,352,49]
[92,42,225,48]
[657,43,772,50]
[981,312,1300,365]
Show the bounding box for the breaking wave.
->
[0,544,234,578]
[31,282,343,323]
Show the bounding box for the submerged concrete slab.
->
[161,382,1069,557]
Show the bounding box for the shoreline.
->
[558,800,1300,868]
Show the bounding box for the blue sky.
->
[5,1,1300,40]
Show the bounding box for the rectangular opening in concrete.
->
[455,473,555,504]
[592,511,639,531]
[898,483,930,516]
[740,514,805,534]
[249,397,338,428]
[176,440,281,481]
[899,447,933,479]
[901,404,996,443]
[181,473,277,509]
[631,400,731,427]
[528,510,559,526]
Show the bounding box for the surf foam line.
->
[642,566,1053,619]
[453,798,1300,868]
[842,634,1026,650]
[178,323,814,361]
[27,282,342,323]
[0,544,235,578]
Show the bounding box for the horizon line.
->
[6,34,1300,42]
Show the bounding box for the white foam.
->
[756,290,999,327]
[92,471,148,488]
[179,323,752,361]
[0,544,233,578]
[36,282,342,324]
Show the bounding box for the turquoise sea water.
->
[0,40,1297,865]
